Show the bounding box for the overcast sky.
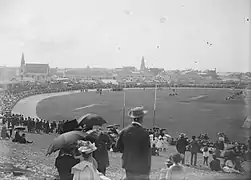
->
[0,0,250,72]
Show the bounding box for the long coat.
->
[176,137,188,154]
[115,123,151,175]
[86,130,111,171]
[55,154,80,180]
[1,125,7,139]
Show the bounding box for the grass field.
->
[36,88,250,142]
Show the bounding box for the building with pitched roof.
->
[20,53,50,82]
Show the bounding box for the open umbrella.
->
[46,130,87,156]
[14,126,26,131]
[77,113,107,127]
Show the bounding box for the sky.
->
[0,0,250,72]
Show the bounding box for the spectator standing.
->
[188,136,200,166]
[156,136,164,152]
[176,133,188,164]
[116,107,151,180]
[86,124,111,175]
[149,134,154,148]
[202,146,210,166]
[162,135,169,152]
[1,123,8,139]
[9,122,13,138]
[55,146,80,180]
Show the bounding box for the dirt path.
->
[11,91,80,117]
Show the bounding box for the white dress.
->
[162,136,169,150]
[156,138,163,149]
[153,137,158,146]
[71,161,111,180]
[202,151,210,157]
[149,137,154,148]
[72,161,101,180]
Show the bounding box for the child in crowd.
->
[152,144,159,156]
[202,146,210,166]
[162,135,169,152]
[156,136,164,152]
[149,134,154,148]
[159,153,188,180]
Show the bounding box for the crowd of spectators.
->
[0,80,247,113]
[0,80,250,179]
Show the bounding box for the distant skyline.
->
[0,0,250,72]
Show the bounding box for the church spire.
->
[140,56,146,71]
[20,52,25,80]
[21,52,25,66]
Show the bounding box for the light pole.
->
[153,83,157,127]
[122,91,126,128]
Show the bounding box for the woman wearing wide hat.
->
[71,140,110,180]
[116,106,151,180]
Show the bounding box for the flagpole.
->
[122,91,126,128]
[153,83,157,127]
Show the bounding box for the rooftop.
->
[25,63,50,74]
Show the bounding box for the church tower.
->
[20,52,25,80]
[140,56,146,71]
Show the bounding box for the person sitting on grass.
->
[222,159,241,173]
[152,143,159,156]
[19,133,33,144]
[12,129,22,142]
[209,154,222,172]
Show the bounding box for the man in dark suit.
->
[85,124,111,175]
[116,107,151,180]
[92,128,111,175]
[176,133,189,164]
